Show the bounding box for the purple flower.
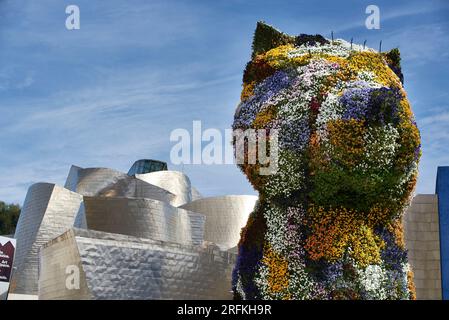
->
[279,117,311,152]
[414,143,422,161]
[232,245,264,299]
[340,84,403,125]
[233,96,262,129]
[375,227,407,272]
[366,87,402,125]
[341,86,373,120]
[255,71,292,104]
[233,71,292,130]
[323,262,344,284]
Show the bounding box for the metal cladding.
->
[13,161,257,300]
[191,187,202,201]
[11,183,83,294]
[94,175,176,204]
[135,171,192,206]
[83,196,205,245]
[180,195,257,250]
[39,229,236,300]
[64,166,125,196]
[65,165,177,205]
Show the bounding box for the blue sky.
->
[0,0,448,204]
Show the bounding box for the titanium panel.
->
[64,166,177,205]
[83,196,205,245]
[39,228,236,300]
[135,171,192,206]
[11,183,83,294]
[180,195,257,250]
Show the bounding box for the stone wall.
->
[404,194,442,299]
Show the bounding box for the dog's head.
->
[232,22,420,217]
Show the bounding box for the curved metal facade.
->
[94,175,176,204]
[64,166,125,196]
[39,228,236,300]
[13,161,258,300]
[180,195,257,250]
[83,196,205,245]
[191,187,202,201]
[11,183,83,294]
[65,165,177,205]
[136,171,192,206]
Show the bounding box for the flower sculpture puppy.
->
[232,22,421,300]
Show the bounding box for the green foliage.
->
[385,48,401,69]
[309,165,405,215]
[0,201,21,235]
[242,58,276,85]
[384,48,403,83]
[251,21,295,59]
[294,34,329,47]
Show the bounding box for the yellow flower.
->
[305,206,386,267]
[241,81,255,101]
[262,245,290,296]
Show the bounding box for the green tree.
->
[0,201,21,235]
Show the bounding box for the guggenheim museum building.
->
[9,159,256,300]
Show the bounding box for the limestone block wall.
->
[83,196,205,245]
[11,183,83,295]
[404,194,442,299]
[39,229,236,300]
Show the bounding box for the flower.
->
[232,22,420,300]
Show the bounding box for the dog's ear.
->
[384,48,404,83]
[251,21,295,59]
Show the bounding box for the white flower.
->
[358,264,388,300]
[288,39,376,59]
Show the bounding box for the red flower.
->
[310,97,320,113]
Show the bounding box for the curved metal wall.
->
[11,183,83,294]
[64,167,130,196]
[95,175,176,204]
[135,171,192,206]
[180,195,257,250]
[64,166,177,205]
[39,228,236,300]
[191,187,202,201]
[83,196,205,245]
